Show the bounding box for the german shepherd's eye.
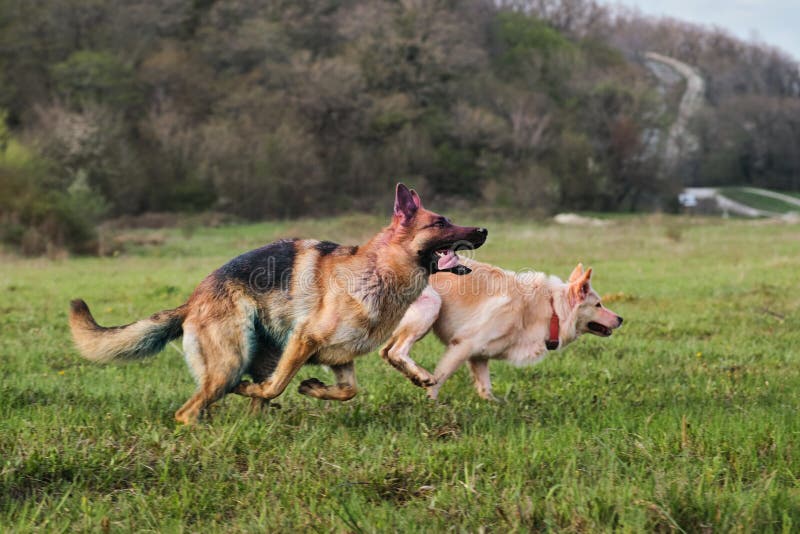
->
[432,218,448,228]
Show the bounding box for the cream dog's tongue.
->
[437,250,459,270]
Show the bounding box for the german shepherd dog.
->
[70,184,487,423]
[381,261,622,400]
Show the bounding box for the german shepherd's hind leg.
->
[174,322,250,425]
[298,362,358,401]
[234,331,318,400]
[468,358,498,402]
[174,375,231,425]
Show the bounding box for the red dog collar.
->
[546,297,560,350]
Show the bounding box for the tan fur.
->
[381,260,623,400]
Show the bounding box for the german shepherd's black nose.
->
[617,316,624,326]
[472,228,488,246]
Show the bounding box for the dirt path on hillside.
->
[645,52,705,171]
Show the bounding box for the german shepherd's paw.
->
[233,379,280,400]
[298,377,326,395]
[233,380,254,395]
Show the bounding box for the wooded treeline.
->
[1,0,799,253]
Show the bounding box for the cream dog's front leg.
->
[426,341,474,400]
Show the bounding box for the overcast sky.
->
[598,0,800,61]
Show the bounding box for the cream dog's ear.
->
[569,267,593,302]
[568,263,584,283]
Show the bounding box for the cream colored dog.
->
[380,261,623,400]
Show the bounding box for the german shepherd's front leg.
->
[234,331,318,400]
[297,362,358,401]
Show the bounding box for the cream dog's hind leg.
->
[468,358,498,401]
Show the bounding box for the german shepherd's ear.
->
[569,267,593,302]
[568,263,584,283]
[394,183,418,224]
[409,189,422,209]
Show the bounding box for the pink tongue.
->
[437,250,460,270]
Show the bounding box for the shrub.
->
[0,134,106,255]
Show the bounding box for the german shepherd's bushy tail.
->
[69,299,187,363]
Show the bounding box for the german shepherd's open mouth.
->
[422,236,486,275]
[587,321,613,337]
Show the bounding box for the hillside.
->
[1,0,799,254]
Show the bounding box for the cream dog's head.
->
[566,264,623,337]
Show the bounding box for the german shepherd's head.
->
[391,184,487,275]
[566,264,624,337]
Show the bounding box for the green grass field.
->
[2,215,799,532]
